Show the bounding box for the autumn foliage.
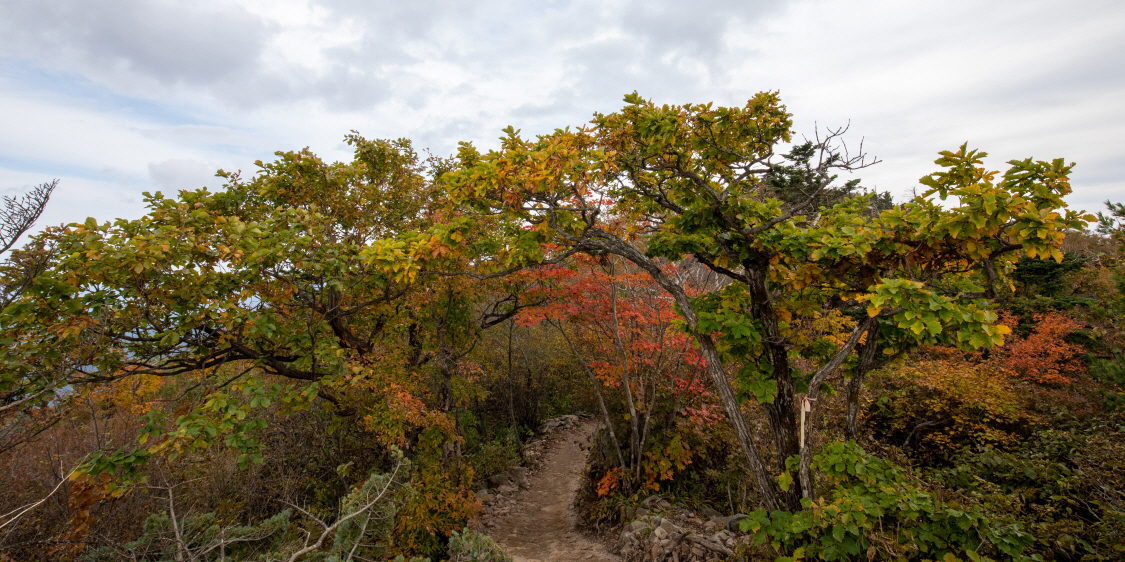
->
[2,94,1123,561]
[994,312,1086,385]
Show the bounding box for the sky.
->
[1,0,1122,231]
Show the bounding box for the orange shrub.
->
[994,312,1086,385]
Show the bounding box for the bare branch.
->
[0,179,57,255]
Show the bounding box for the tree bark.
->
[845,323,880,440]
[743,258,802,504]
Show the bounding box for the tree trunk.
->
[744,259,803,507]
[506,320,518,432]
[607,261,642,473]
[846,324,880,440]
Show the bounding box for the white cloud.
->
[148,159,218,193]
[0,0,1121,227]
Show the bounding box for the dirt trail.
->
[488,421,620,562]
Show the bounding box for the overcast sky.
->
[1,0,1122,230]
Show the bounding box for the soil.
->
[486,421,620,562]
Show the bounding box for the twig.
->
[0,467,78,531]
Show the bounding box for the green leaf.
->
[777,470,793,492]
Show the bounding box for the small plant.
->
[468,435,522,480]
[446,528,512,562]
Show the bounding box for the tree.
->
[1,138,491,494]
[0,179,60,453]
[440,92,1091,511]
[518,252,712,491]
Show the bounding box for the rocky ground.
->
[616,498,753,562]
[473,415,753,562]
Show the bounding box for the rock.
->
[498,484,518,494]
[653,527,668,539]
[475,489,491,501]
[642,495,662,508]
[659,518,679,534]
[488,473,511,488]
[635,507,649,517]
[699,505,723,519]
[723,513,747,532]
[509,467,529,488]
[656,499,673,511]
[542,414,580,433]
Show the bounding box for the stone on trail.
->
[722,514,747,532]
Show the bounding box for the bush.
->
[931,426,1125,561]
[994,312,1087,385]
[446,528,512,562]
[865,357,1036,462]
[740,441,1035,562]
[81,510,292,562]
[1090,352,1125,412]
[468,435,522,481]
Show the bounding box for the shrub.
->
[740,441,1035,562]
[995,312,1086,385]
[865,358,1036,462]
[446,528,512,562]
[1089,352,1125,412]
[932,427,1125,561]
[467,435,522,481]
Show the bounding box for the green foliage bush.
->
[467,434,523,481]
[740,441,1034,562]
[326,459,417,561]
[932,426,1125,561]
[1090,352,1125,412]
